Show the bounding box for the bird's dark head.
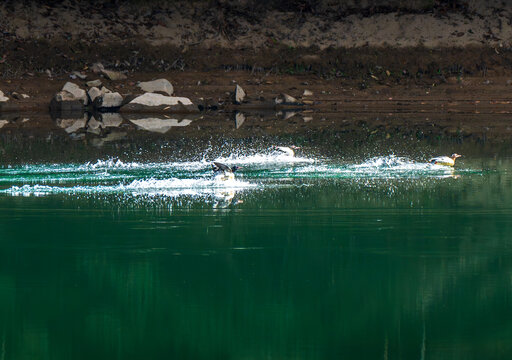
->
[231,166,240,172]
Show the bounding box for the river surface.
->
[0,113,512,359]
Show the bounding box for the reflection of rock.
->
[87,117,102,134]
[235,112,245,129]
[283,111,297,120]
[55,114,88,133]
[90,131,127,147]
[97,112,123,128]
[121,93,199,113]
[127,115,196,134]
[137,79,174,96]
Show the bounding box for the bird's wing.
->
[430,156,449,162]
[213,162,232,172]
[276,146,294,156]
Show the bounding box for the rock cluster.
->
[49,78,198,114]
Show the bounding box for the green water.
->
[1,143,512,359]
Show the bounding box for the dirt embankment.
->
[1,0,512,79]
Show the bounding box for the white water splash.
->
[214,152,314,166]
[3,177,256,198]
[0,154,471,198]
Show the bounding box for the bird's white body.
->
[212,162,238,181]
[276,146,295,157]
[429,155,460,167]
[215,172,235,181]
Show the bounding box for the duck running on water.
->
[429,153,462,167]
[275,146,300,157]
[211,162,240,180]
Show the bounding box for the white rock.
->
[131,93,192,106]
[303,89,313,96]
[100,86,112,94]
[21,94,30,99]
[93,92,123,109]
[275,93,300,104]
[50,90,85,112]
[91,63,105,74]
[87,87,102,102]
[234,84,246,104]
[0,90,9,102]
[282,93,298,103]
[101,69,127,80]
[72,71,87,80]
[86,79,102,88]
[0,120,9,128]
[122,93,198,113]
[137,79,174,96]
[62,82,88,105]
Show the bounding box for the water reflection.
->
[0,117,512,358]
[127,116,195,134]
[56,115,88,133]
[0,164,511,359]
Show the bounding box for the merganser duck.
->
[429,153,462,167]
[275,145,300,157]
[211,162,240,180]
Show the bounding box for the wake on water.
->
[0,154,466,198]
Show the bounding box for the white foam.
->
[2,176,256,198]
[214,152,314,166]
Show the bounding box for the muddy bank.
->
[1,0,511,49]
[2,0,512,78]
[2,69,512,113]
[1,42,511,80]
